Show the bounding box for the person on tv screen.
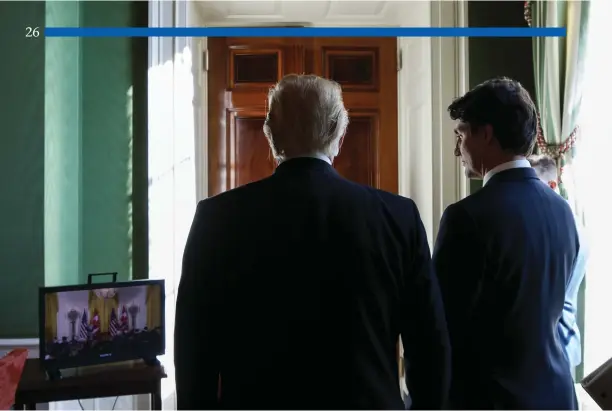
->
[433,77,579,409]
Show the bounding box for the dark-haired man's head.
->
[449,77,538,179]
[528,154,559,193]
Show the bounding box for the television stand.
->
[45,367,62,381]
[15,358,166,410]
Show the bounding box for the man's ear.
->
[338,133,346,152]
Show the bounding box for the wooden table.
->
[14,359,167,410]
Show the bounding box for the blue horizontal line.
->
[44,27,565,38]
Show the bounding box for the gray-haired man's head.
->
[528,154,559,192]
[263,74,349,162]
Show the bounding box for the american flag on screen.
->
[120,305,129,331]
[79,309,89,340]
[109,308,120,336]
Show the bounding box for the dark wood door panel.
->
[208,36,397,196]
[224,37,310,84]
[208,38,308,196]
[229,111,274,189]
[342,93,381,109]
[322,47,379,91]
[311,37,397,192]
[335,112,379,187]
[229,47,283,89]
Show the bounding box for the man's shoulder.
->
[196,178,272,212]
[198,175,419,221]
[311,173,418,211]
[460,178,571,211]
[441,193,476,221]
[370,186,417,208]
[448,180,577,236]
[360,185,419,222]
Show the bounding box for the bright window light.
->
[573,0,612,378]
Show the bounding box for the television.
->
[39,279,165,372]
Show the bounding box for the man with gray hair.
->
[528,154,588,373]
[175,74,451,409]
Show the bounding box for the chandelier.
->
[94,288,117,299]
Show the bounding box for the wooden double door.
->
[207,37,398,197]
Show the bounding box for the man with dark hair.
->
[528,154,588,372]
[433,77,580,409]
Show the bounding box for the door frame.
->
[147,3,469,409]
[192,2,469,244]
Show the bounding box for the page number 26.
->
[26,27,40,38]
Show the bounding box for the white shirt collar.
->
[483,159,531,186]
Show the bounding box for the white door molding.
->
[428,0,470,243]
[397,0,468,246]
[191,1,208,203]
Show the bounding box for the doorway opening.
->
[146,3,469,409]
[207,36,399,196]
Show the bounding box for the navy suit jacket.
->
[175,158,451,410]
[559,224,587,367]
[432,167,580,410]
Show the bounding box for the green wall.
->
[0,2,46,338]
[80,2,136,281]
[45,1,82,288]
[0,1,148,338]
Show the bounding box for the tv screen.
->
[39,279,165,370]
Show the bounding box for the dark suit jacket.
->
[433,167,580,410]
[175,157,451,410]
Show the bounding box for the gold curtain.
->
[146,285,161,329]
[88,291,119,333]
[44,293,59,341]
